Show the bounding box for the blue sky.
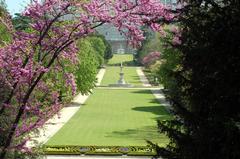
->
[5,0,30,15]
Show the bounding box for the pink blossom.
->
[142,51,161,65]
[172,36,182,45]
[65,73,77,95]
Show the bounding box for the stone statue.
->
[118,62,125,84]
[108,61,132,87]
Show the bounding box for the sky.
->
[5,0,31,16]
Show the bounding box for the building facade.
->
[96,0,177,54]
[96,24,137,54]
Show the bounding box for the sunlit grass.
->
[46,89,170,146]
[108,54,134,66]
[100,67,142,86]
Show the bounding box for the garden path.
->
[136,67,151,87]
[135,67,170,112]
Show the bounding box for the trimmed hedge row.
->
[43,145,156,156]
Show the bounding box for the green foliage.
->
[95,34,113,62]
[46,37,101,97]
[75,38,99,94]
[157,1,240,159]
[47,36,107,96]
[157,48,181,97]
[0,0,6,16]
[0,2,11,46]
[141,25,181,87]
[45,67,74,103]
[87,36,106,66]
[157,29,182,96]
[0,23,11,46]
[136,27,162,64]
[12,13,31,31]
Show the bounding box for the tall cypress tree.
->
[157,1,240,159]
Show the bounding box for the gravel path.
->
[136,67,151,87]
[136,67,171,112]
[96,68,106,86]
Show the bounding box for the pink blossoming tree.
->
[0,0,175,158]
[142,51,161,66]
[170,26,182,45]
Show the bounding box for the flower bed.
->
[43,145,156,156]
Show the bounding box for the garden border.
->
[43,145,156,156]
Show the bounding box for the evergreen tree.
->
[0,0,6,15]
[157,1,240,159]
[12,13,31,31]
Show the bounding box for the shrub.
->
[88,36,106,67]
[142,51,161,66]
[75,38,99,95]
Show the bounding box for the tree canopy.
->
[156,1,240,159]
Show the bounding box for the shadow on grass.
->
[131,90,151,94]
[149,99,160,104]
[105,107,170,144]
[105,126,169,146]
[131,75,140,80]
[132,105,169,120]
[132,90,170,106]
[105,126,162,141]
[66,102,86,107]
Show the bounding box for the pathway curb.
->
[136,67,171,112]
[136,67,151,87]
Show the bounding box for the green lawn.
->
[46,89,170,147]
[108,54,134,66]
[100,67,142,86]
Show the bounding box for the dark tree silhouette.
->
[157,0,240,159]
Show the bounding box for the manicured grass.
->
[100,67,142,86]
[46,89,170,147]
[108,54,134,66]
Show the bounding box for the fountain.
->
[109,62,133,87]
